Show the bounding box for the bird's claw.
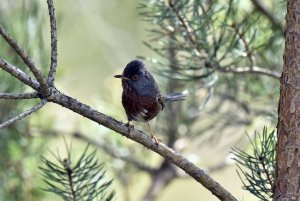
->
[151,135,162,145]
[125,122,134,134]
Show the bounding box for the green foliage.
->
[0,1,49,200]
[139,0,283,108]
[137,0,283,146]
[232,127,275,200]
[40,143,115,201]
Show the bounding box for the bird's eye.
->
[131,75,139,80]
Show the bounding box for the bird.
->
[114,59,186,144]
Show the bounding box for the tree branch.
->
[0,25,49,95]
[232,24,255,69]
[0,54,238,200]
[0,58,40,90]
[167,0,280,80]
[72,131,157,173]
[46,88,237,201]
[46,0,58,86]
[0,92,39,99]
[0,99,46,128]
[0,0,238,198]
[167,0,201,55]
[250,0,283,33]
[210,63,281,79]
[0,64,238,199]
[223,66,280,79]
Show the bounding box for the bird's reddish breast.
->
[122,90,161,122]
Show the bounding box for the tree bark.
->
[275,0,300,200]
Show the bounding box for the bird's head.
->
[114,60,152,90]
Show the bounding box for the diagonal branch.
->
[46,0,58,86]
[232,24,255,69]
[250,0,283,33]
[0,58,40,90]
[167,0,201,55]
[0,99,47,128]
[0,2,239,198]
[47,88,238,201]
[0,25,49,94]
[0,61,237,200]
[0,92,39,99]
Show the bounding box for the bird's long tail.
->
[164,92,187,102]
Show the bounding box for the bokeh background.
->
[0,0,284,200]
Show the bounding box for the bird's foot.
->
[125,122,134,135]
[151,134,162,146]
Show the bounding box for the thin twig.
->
[0,2,239,198]
[72,132,157,173]
[0,92,39,99]
[32,129,157,173]
[232,24,255,69]
[206,61,280,79]
[167,0,201,55]
[0,58,40,90]
[63,159,76,201]
[0,99,46,128]
[215,65,281,79]
[0,25,49,94]
[46,0,58,86]
[47,89,238,201]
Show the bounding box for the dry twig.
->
[0,25,48,94]
[0,2,238,201]
[0,92,39,99]
[0,58,40,90]
[0,99,46,128]
[46,0,58,86]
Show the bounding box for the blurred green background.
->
[0,0,283,200]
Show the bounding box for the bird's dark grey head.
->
[123,60,147,79]
[114,60,160,96]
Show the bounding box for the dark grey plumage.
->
[114,59,186,123]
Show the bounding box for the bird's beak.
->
[114,75,130,80]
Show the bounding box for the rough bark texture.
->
[275,0,300,200]
[0,2,239,199]
[47,88,237,201]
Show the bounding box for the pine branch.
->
[32,129,157,174]
[211,64,281,79]
[63,159,76,200]
[232,127,275,200]
[47,88,237,201]
[46,0,58,86]
[0,92,39,99]
[0,58,40,90]
[72,132,157,173]
[250,0,283,33]
[167,0,201,55]
[232,24,255,69]
[0,1,239,200]
[0,25,49,95]
[40,144,115,201]
[0,99,46,128]
[140,0,282,82]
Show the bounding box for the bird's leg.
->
[125,121,134,134]
[146,122,161,145]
